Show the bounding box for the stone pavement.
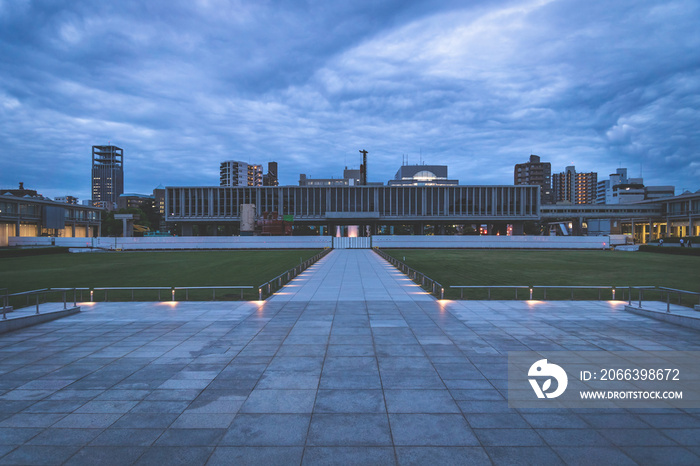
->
[0,249,699,465]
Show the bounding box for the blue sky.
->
[1,0,699,200]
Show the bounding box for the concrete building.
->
[92,145,124,210]
[596,168,628,204]
[597,169,675,205]
[552,166,597,204]
[220,161,263,187]
[514,155,552,204]
[165,184,539,236]
[263,162,279,186]
[118,193,154,210]
[388,164,458,186]
[0,189,102,247]
[54,196,78,205]
[299,167,382,187]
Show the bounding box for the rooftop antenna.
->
[359,149,368,185]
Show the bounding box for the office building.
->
[92,145,124,210]
[220,161,263,187]
[514,155,552,204]
[552,166,597,204]
[388,164,458,186]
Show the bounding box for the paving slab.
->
[0,249,698,464]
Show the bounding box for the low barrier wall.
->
[10,235,612,250]
[372,235,611,249]
[9,236,333,250]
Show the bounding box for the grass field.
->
[0,249,322,303]
[383,249,700,302]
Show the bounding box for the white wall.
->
[371,235,611,249]
[10,235,613,250]
[9,236,333,250]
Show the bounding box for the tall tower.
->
[92,145,124,209]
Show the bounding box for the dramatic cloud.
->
[1,0,698,199]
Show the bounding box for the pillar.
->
[181,223,193,236]
[512,222,524,236]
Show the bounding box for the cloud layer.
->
[1,0,698,199]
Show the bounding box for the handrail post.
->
[488,287,491,300]
[73,289,77,307]
[259,288,262,301]
[638,289,642,308]
[213,288,216,301]
[628,287,632,305]
[667,291,670,313]
[36,294,40,314]
[63,291,67,310]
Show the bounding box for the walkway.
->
[0,249,699,465]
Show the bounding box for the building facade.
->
[220,161,263,187]
[92,145,124,210]
[514,155,552,204]
[552,166,597,204]
[0,192,102,247]
[165,185,539,236]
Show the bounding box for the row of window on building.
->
[514,155,674,205]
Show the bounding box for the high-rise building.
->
[92,145,124,209]
[263,162,279,186]
[552,166,597,204]
[220,161,263,187]
[514,155,552,204]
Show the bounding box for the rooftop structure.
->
[388,164,458,186]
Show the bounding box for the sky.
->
[1,0,699,200]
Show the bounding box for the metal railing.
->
[90,286,255,302]
[3,287,80,320]
[450,285,649,301]
[374,248,444,299]
[257,248,332,300]
[658,287,700,313]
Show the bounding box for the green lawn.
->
[0,249,322,303]
[383,249,700,301]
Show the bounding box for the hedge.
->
[0,247,71,258]
[638,245,700,256]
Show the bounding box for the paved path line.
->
[269,249,435,303]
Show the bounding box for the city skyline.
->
[1,0,699,200]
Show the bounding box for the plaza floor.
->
[1,249,699,465]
